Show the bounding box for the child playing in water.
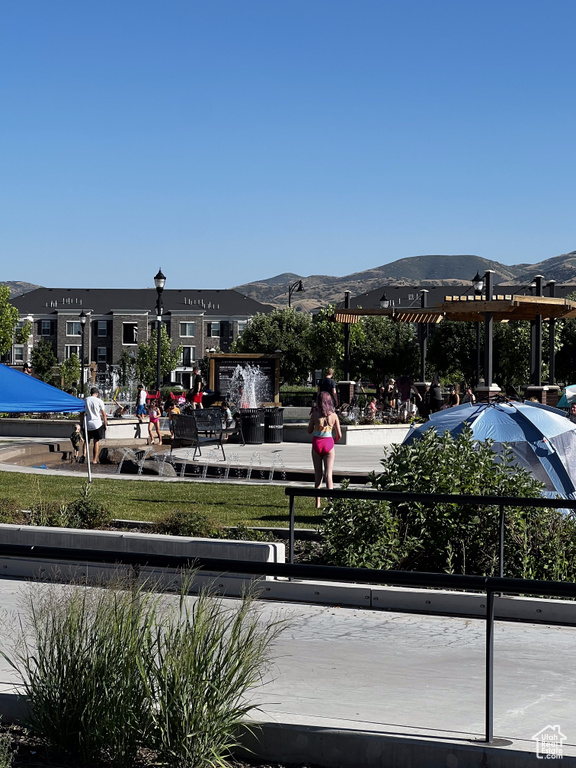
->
[70,423,85,462]
[148,402,162,446]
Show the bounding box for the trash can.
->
[264,407,284,443]
[240,407,265,445]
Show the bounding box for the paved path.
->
[0,437,390,484]
[0,580,574,759]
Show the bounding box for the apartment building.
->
[11,288,273,388]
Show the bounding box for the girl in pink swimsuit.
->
[148,403,162,446]
[307,391,342,508]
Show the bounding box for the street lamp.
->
[154,269,166,393]
[79,310,87,396]
[472,274,484,386]
[288,279,304,307]
[379,292,390,309]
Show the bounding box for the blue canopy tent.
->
[0,364,92,479]
[403,400,576,500]
[0,364,84,413]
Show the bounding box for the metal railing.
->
[0,535,575,744]
[285,485,576,570]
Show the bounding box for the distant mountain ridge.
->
[233,252,576,309]
[1,281,41,298]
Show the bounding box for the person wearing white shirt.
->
[83,387,108,465]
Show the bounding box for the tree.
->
[14,319,32,346]
[232,308,313,384]
[30,339,57,383]
[426,320,477,384]
[350,316,420,384]
[60,354,81,392]
[306,306,365,379]
[134,326,182,389]
[0,285,19,357]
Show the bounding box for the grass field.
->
[0,471,322,529]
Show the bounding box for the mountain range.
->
[233,251,576,310]
[4,251,576,310]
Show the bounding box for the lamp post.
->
[154,269,166,393]
[472,272,485,386]
[529,275,544,387]
[379,292,390,309]
[288,279,304,307]
[418,290,429,382]
[547,280,556,384]
[483,270,495,389]
[79,310,87,396]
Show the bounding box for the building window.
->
[97,347,107,363]
[181,346,195,367]
[13,345,24,363]
[122,323,138,344]
[65,345,81,359]
[207,322,220,337]
[97,321,107,337]
[237,320,247,337]
[180,322,195,337]
[66,321,82,336]
[41,320,52,336]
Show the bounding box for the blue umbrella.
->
[403,400,576,499]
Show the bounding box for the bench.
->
[171,410,244,462]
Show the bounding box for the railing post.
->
[289,493,295,565]
[485,588,495,743]
[499,504,505,578]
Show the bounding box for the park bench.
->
[171,410,244,463]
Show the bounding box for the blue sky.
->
[1,1,575,289]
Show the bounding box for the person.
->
[69,423,85,462]
[135,384,147,437]
[569,403,576,424]
[148,401,162,445]
[23,363,32,375]
[384,379,397,410]
[307,391,342,509]
[317,368,338,408]
[220,400,234,428]
[166,401,180,440]
[430,374,444,413]
[396,374,421,417]
[191,366,204,409]
[82,387,107,465]
[367,397,378,420]
[351,377,365,408]
[448,386,460,407]
[462,387,476,405]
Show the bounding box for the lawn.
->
[0,471,322,529]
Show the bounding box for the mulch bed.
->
[3,724,315,768]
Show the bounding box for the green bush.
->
[154,508,218,538]
[322,427,576,579]
[28,483,111,530]
[0,719,14,768]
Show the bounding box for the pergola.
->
[333,291,576,391]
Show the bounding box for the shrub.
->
[0,498,24,525]
[66,482,112,529]
[28,484,111,530]
[0,719,14,768]
[7,579,158,766]
[154,508,218,538]
[6,578,286,768]
[322,427,576,579]
[144,586,285,768]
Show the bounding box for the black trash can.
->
[264,407,284,443]
[240,407,265,445]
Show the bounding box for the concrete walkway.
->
[0,436,390,483]
[0,580,574,765]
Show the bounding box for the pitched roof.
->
[12,288,274,317]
